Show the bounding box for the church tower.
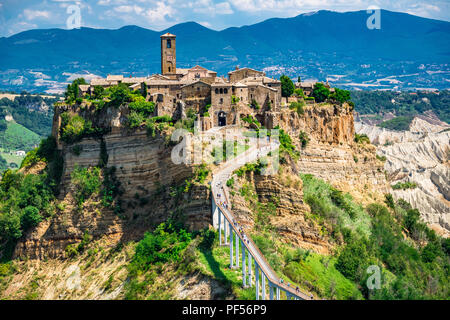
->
[160,33,176,76]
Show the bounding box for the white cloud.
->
[23,9,51,20]
[215,2,233,14]
[143,1,176,23]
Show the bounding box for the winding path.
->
[209,128,312,300]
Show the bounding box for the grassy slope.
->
[0,121,41,151]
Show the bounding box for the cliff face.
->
[274,104,388,204]
[229,169,332,254]
[14,104,211,259]
[356,118,450,236]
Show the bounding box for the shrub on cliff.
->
[329,88,351,104]
[312,83,330,103]
[0,171,54,259]
[70,166,102,207]
[354,133,370,144]
[289,101,305,116]
[64,78,87,103]
[280,75,295,97]
[128,101,155,117]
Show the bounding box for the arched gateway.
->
[218,111,226,126]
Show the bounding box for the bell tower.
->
[160,33,176,76]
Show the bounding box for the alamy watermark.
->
[366,265,381,290]
[66,2,81,30]
[170,123,280,176]
[366,6,381,30]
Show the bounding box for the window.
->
[220,88,223,94]
[167,39,171,48]
[197,87,200,91]
[215,88,219,94]
[168,67,171,72]
[224,88,228,94]
[220,98,223,104]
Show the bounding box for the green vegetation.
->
[212,140,249,163]
[277,128,299,161]
[64,78,87,103]
[289,101,305,116]
[379,116,413,131]
[376,154,387,162]
[0,170,56,260]
[391,181,417,190]
[351,90,450,124]
[0,121,40,151]
[312,83,330,103]
[354,133,370,144]
[70,166,102,208]
[280,75,295,98]
[235,160,267,177]
[241,115,261,128]
[0,94,55,137]
[298,131,309,149]
[329,88,351,104]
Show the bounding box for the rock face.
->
[229,170,332,254]
[14,104,212,259]
[275,104,388,203]
[356,116,450,237]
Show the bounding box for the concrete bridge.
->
[210,130,312,300]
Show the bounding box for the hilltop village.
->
[77,33,329,130]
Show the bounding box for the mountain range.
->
[0,9,449,93]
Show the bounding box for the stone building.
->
[81,33,283,130]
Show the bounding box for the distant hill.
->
[0,9,449,92]
[0,121,40,151]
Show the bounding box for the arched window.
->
[220,88,223,94]
[215,88,219,94]
[167,39,171,48]
[224,88,228,94]
[168,67,171,72]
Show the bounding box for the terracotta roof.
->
[78,85,90,92]
[181,80,211,89]
[228,67,264,75]
[106,75,124,81]
[160,32,176,37]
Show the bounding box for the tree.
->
[21,206,42,230]
[312,83,330,103]
[297,76,301,83]
[280,75,295,97]
[330,88,351,104]
[65,78,87,102]
[92,86,105,100]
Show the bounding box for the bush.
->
[312,83,330,103]
[128,101,155,117]
[20,206,42,230]
[280,75,295,97]
[290,101,305,115]
[391,181,417,190]
[128,223,192,275]
[299,131,309,149]
[70,166,102,206]
[354,133,370,144]
[127,111,145,129]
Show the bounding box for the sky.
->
[0,0,449,37]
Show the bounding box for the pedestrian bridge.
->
[210,133,312,300]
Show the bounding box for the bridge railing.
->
[210,140,311,300]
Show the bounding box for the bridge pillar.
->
[261,273,266,300]
[255,264,259,300]
[218,209,222,246]
[229,227,233,268]
[269,283,274,300]
[224,219,228,244]
[248,252,252,287]
[241,240,246,287]
[235,232,239,268]
[276,287,280,300]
